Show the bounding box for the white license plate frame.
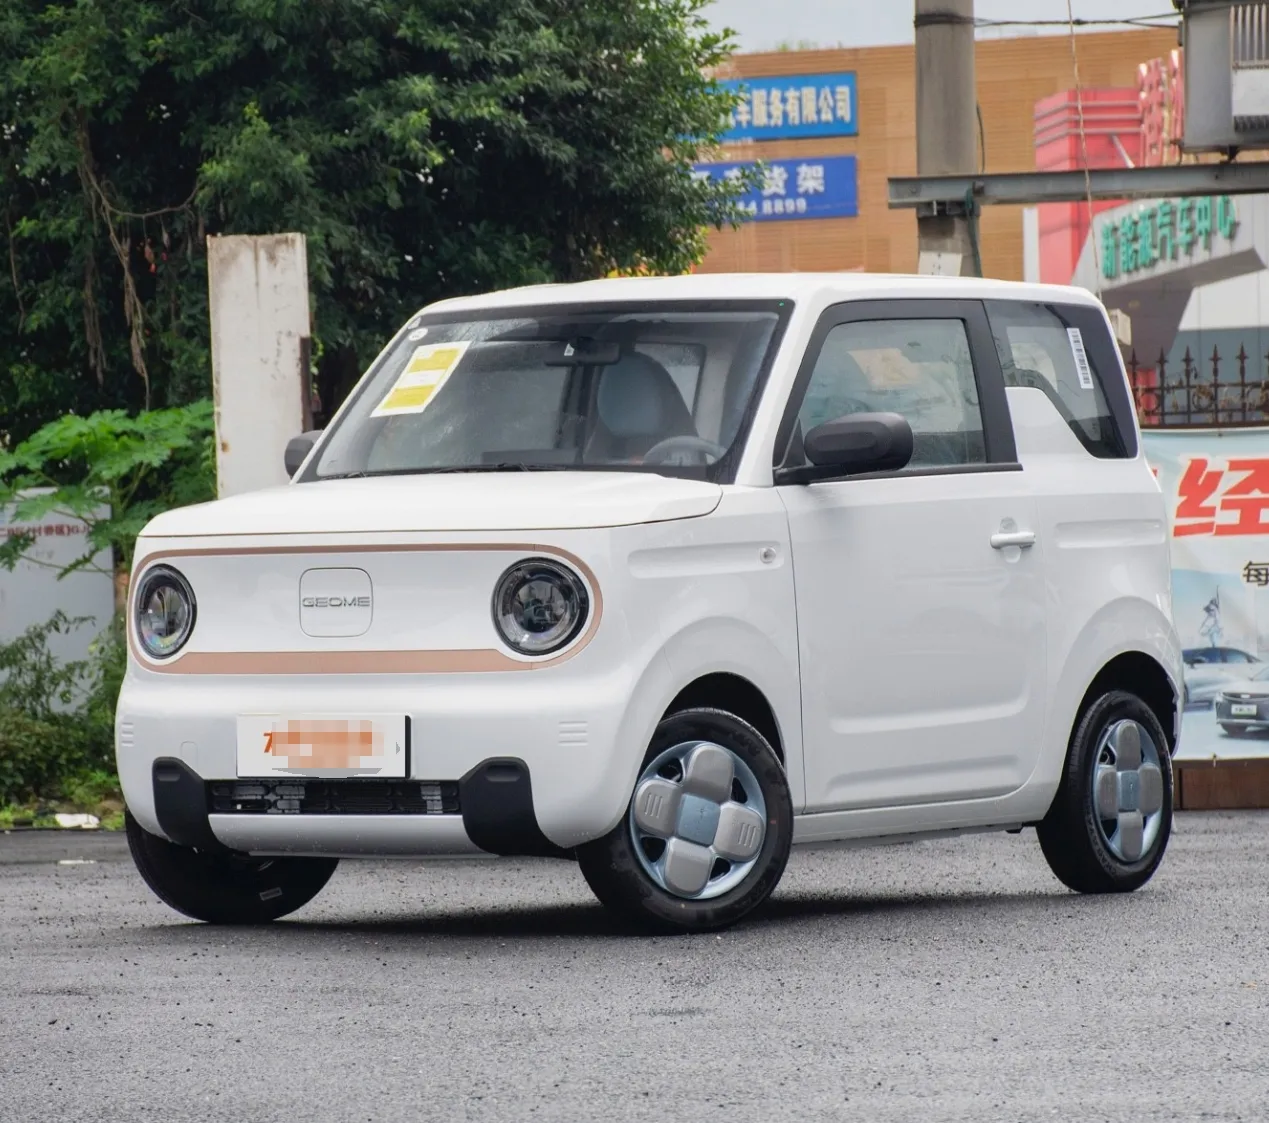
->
[236,714,409,778]
[1230,703,1258,717]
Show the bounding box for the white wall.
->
[1177,271,1269,332]
[0,495,113,684]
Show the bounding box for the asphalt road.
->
[2,814,1267,1123]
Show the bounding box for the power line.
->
[976,16,1178,30]
[1065,0,1103,295]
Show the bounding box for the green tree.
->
[1,0,748,441]
[0,402,216,596]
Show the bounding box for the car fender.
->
[1028,593,1182,801]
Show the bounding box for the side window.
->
[796,318,986,471]
[985,300,1137,459]
[1227,650,1255,663]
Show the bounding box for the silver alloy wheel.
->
[1092,719,1165,863]
[628,740,767,900]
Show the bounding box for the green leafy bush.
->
[0,405,210,814]
[0,613,121,806]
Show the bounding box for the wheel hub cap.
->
[1093,719,1165,863]
[629,741,767,900]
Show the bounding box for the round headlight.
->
[492,558,589,656]
[134,565,196,659]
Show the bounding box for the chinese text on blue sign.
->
[692,156,858,222]
[718,72,858,141]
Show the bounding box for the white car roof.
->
[416,273,1104,316]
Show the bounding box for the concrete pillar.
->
[207,234,312,497]
[915,0,980,276]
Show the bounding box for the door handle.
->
[990,529,1036,550]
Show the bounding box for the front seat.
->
[585,351,698,461]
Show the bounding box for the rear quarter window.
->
[985,300,1138,459]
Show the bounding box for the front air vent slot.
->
[208,780,460,815]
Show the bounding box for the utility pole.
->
[915,0,980,276]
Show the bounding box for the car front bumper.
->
[1213,696,1269,728]
[116,665,657,857]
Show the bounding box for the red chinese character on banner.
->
[53,524,67,536]
[1215,458,1269,535]
[1174,457,1224,535]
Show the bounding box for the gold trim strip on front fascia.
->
[128,542,602,675]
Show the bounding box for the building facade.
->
[694,28,1177,279]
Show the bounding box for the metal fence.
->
[1128,345,1269,427]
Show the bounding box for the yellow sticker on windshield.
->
[371,341,470,417]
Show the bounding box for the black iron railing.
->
[1129,346,1269,427]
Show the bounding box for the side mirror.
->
[284,430,323,478]
[796,412,914,479]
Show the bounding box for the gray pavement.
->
[1,813,1266,1123]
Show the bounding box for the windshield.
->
[305,301,789,483]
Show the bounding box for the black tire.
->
[126,810,338,923]
[1220,723,1249,736]
[576,707,793,933]
[1037,690,1173,895]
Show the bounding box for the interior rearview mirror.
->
[543,339,621,367]
[798,412,914,479]
[284,430,323,478]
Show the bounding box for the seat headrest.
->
[595,351,687,438]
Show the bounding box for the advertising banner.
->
[1143,429,1269,759]
[717,72,858,141]
[692,155,858,222]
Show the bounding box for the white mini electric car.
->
[118,273,1181,932]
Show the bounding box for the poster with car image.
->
[1143,429,1269,759]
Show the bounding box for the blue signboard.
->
[693,155,858,222]
[719,72,858,140]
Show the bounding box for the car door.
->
[776,300,1048,812]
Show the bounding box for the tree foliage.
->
[1,0,747,441]
[0,401,215,584]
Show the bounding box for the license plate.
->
[236,714,408,778]
[1231,703,1258,717]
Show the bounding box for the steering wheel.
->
[641,434,728,466]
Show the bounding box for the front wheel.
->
[577,707,793,933]
[1037,690,1173,895]
[126,810,338,923]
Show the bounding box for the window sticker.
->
[1066,327,1095,391]
[371,341,471,417]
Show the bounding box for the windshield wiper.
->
[319,464,571,480]
[427,462,572,474]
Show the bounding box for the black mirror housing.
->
[795,412,914,479]
[284,430,323,478]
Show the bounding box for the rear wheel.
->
[577,707,792,933]
[1037,690,1172,894]
[126,810,338,923]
